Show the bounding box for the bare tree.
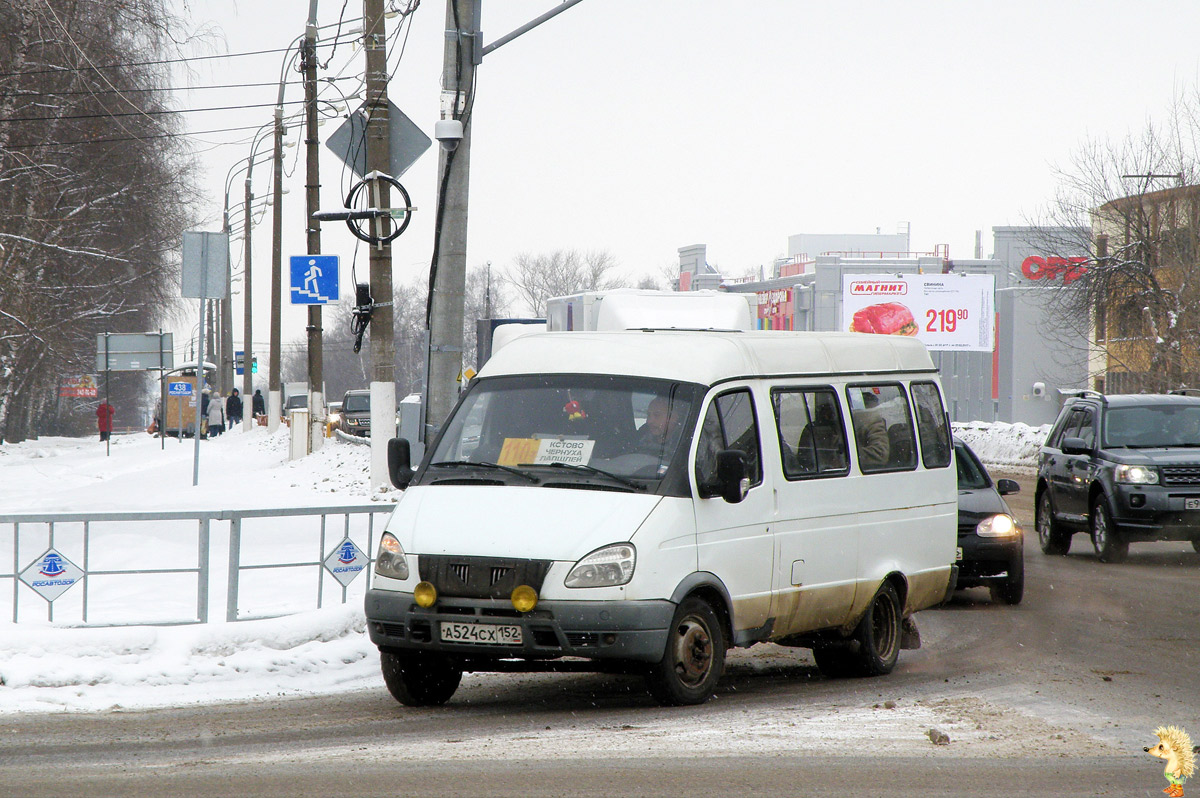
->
[1035,99,1200,394]
[0,0,197,442]
[502,249,625,316]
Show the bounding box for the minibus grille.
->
[419,555,552,599]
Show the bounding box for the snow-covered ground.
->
[0,420,1045,716]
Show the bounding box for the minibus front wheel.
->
[645,596,727,706]
[380,649,462,707]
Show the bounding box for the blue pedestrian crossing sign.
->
[290,255,339,304]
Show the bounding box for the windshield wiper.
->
[429,460,540,483]
[537,461,645,491]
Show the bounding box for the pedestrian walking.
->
[226,388,243,428]
[207,392,226,436]
[252,389,265,419]
[96,401,115,442]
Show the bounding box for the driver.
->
[634,395,685,454]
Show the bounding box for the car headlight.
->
[328,412,342,423]
[1115,464,1158,484]
[976,513,1018,537]
[565,543,636,588]
[374,532,410,580]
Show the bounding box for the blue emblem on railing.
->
[338,541,357,564]
[40,552,65,577]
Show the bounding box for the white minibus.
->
[366,330,958,706]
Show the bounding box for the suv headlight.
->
[976,513,1018,538]
[374,532,410,580]
[1115,464,1158,485]
[565,544,636,588]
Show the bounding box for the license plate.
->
[1186,498,1200,510]
[440,621,522,646]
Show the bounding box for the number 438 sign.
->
[842,274,995,352]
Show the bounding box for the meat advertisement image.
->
[849,302,918,336]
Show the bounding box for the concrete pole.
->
[268,107,284,433]
[242,175,254,431]
[303,5,325,453]
[364,0,395,489]
[426,0,478,436]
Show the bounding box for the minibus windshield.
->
[430,374,700,483]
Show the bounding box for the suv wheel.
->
[1090,496,1129,563]
[1036,491,1071,555]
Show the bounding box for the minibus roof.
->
[478,330,937,385]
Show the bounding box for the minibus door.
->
[691,388,775,634]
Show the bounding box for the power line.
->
[1,96,320,125]
[0,34,361,80]
[8,74,360,99]
[0,123,271,151]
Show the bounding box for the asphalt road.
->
[2,471,1198,797]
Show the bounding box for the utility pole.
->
[268,106,284,432]
[242,174,254,430]
[364,0,395,489]
[303,0,325,452]
[424,0,583,434]
[426,0,478,436]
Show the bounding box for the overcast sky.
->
[178,0,1200,344]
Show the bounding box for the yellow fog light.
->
[511,584,538,613]
[414,580,437,608]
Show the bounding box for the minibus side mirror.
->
[388,437,413,489]
[716,449,750,504]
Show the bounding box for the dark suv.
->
[1036,391,1200,562]
[340,389,371,437]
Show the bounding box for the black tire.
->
[989,555,1025,605]
[380,650,462,707]
[813,582,903,678]
[645,596,726,706]
[1090,496,1129,563]
[1036,490,1072,555]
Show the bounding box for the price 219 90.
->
[925,307,968,333]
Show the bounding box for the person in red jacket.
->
[96,401,115,442]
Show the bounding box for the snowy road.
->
[2,472,1196,796]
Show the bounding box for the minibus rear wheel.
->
[645,596,726,706]
[813,582,901,678]
[380,650,462,707]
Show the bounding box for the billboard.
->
[841,274,995,351]
[59,375,98,398]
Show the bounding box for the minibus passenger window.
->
[847,384,917,472]
[911,382,952,469]
[695,389,762,492]
[772,388,848,478]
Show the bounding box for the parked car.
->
[1036,391,1200,562]
[954,438,1023,605]
[340,389,371,437]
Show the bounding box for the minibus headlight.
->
[374,532,409,580]
[565,544,636,588]
[1115,464,1158,484]
[976,513,1018,538]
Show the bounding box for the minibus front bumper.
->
[365,588,676,665]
